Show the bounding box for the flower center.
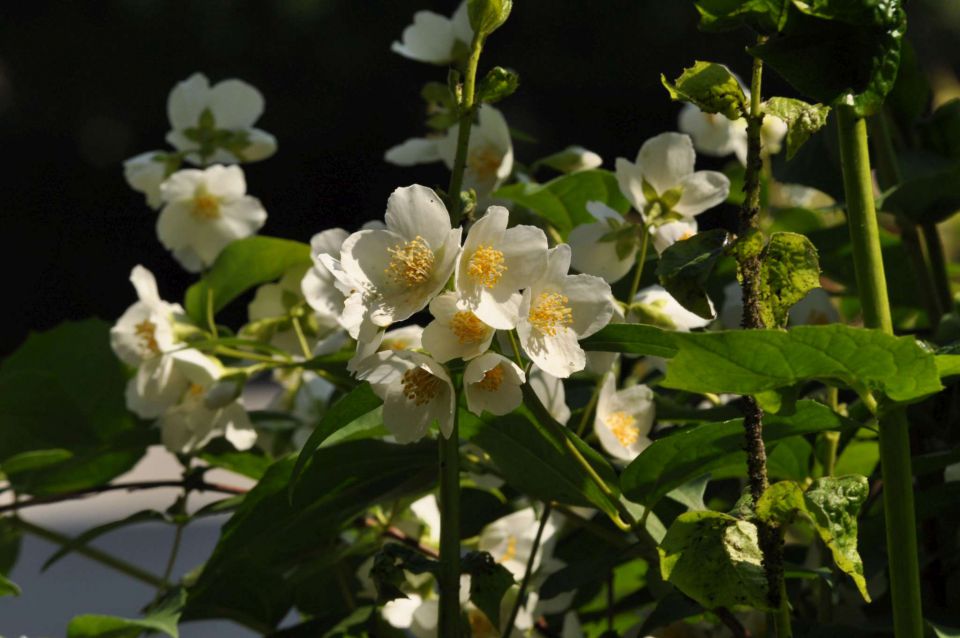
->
[467,244,507,288]
[188,383,205,397]
[134,319,161,355]
[467,144,502,181]
[498,535,518,565]
[192,190,221,220]
[606,411,639,446]
[528,292,573,336]
[476,365,504,392]
[451,311,488,344]
[401,367,442,406]
[385,236,435,288]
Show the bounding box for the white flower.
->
[615,132,730,224]
[356,350,454,442]
[391,1,472,65]
[594,373,654,461]
[110,265,183,367]
[761,114,788,159]
[463,353,525,417]
[438,105,514,197]
[630,284,713,331]
[157,164,267,272]
[166,72,276,165]
[123,151,170,209]
[528,366,571,425]
[381,325,425,351]
[384,136,443,166]
[421,292,495,362]
[301,228,351,327]
[125,348,213,420]
[341,185,461,327]
[456,206,548,329]
[568,201,638,284]
[650,219,698,255]
[678,101,787,166]
[478,508,559,580]
[516,245,615,378]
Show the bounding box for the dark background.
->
[2,0,958,356]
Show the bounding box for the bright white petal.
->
[673,170,730,217]
[636,132,696,194]
[167,72,210,130]
[568,222,636,283]
[385,184,453,250]
[208,78,265,129]
[391,11,457,64]
[564,274,615,338]
[614,157,647,213]
[384,137,442,166]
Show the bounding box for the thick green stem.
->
[438,406,462,637]
[836,104,924,638]
[503,502,552,636]
[12,517,168,589]
[447,36,484,226]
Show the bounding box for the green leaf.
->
[186,440,435,628]
[469,392,622,521]
[804,475,871,601]
[656,229,728,319]
[463,551,516,629]
[661,325,942,404]
[476,66,519,104]
[468,0,512,37]
[579,324,677,358]
[43,510,167,571]
[694,0,790,33]
[371,544,440,603]
[928,621,960,638]
[621,400,855,507]
[758,231,821,328]
[755,480,806,525]
[919,99,960,161]
[68,588,185,638]
[881,165,960,225]
[658,510,770,611]
[290,383,382,492]
[761,97,830,159]
[1,448,73,476]
[200,448,272,480]
[0,573,20,597]
[661,61,747,120]
[766,435,813,480]
[749,5,906,117]
[493,170,630,237]
[184,236,312,325]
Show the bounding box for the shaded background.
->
[3,0,958,357]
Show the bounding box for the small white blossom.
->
[594,372,655,461]
[456,206,548,329]
[631,284,713,331]
[357,350,454,442]
[421,292,495,362]
[478,508,559,580]
[166,72,276,165]
[123,151,169,209]
[110,265,183,367]
[516,245,615,378]
[568,201,638,284]
[341,185,461,327]
[438,105,514,197]
[615,132,730,224]
[650,219,698,255]
[463,352,525,417]
[391,2,472,65]
[157,164,267,272]
[159,390,256,455]
[679,100,787,166]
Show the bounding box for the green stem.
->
[13,517,168,589]
[626,225,651,305]
[160,523,184,589]
[447,35,484,226]
[503,502,552,636]
[290,314,313,360]
[836,104,924,638]
[438,402,462,637]
[574,380,603,438]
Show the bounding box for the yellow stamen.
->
[385,236,435,288]
[606,411,639,446]
[476,365,504,392]
[451,311,488,344]
[188,383,205,397]
[467,144,502,182]
[134,319,160,355]
[401,367,441,406]
[498,535,518,565]
[467,244,507,288]
[679,230,694,241]
[528,292,573,336]
[192,191,221,220]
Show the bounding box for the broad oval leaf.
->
[758,231,821,328]
[661,61,747,119]
[761,97,830,160]
[184,236,312,325]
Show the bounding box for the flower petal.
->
[208,79,265,129]
[674,170,730,217]
[384,184,452,249]
[384,137,442,166]
[636,132,696,194]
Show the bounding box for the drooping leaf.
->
[656,229,728,320]
[290,383,382,491]
[694,0,790,33]
[761,97,831,159]
[43,510,168,571]
[463,551,516,629]
[658,511,770,611]
[579,324,677,358]
[0,573,20,598]
[881,165,960,226]
[68,588,185,638]
[661,324,942,404]
[661,61,748,119]
[758,232,821,328]
[0,449,73,476]
[493,170,630,236]
[184,236,312,325]
[621,400,855,507]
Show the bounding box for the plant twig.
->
[503,502,553,637]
